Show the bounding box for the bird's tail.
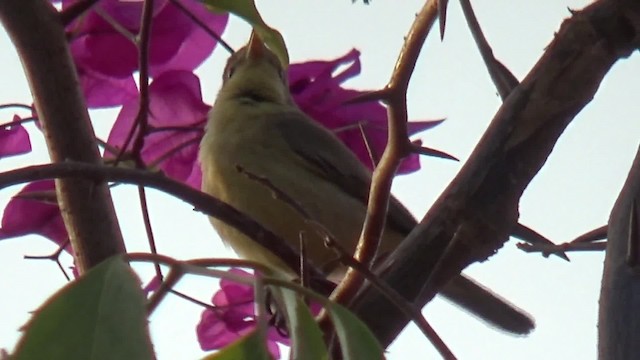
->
[441,275,535,335]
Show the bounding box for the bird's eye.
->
[224,58,240,81]
[225,66,236,80]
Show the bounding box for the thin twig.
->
[131,0,154,163]
[517,241,606,255]
[169,289,218,309]
[147,125,204,134]
[330,0,439,310]
[147,267,183,313]
[169,0,234,54]
[0,116,37,129]
[0,103,33,112]
[138,186,163,282]
[254,273,270,345]
[112,0,153,167]
[92,7,137,43]
[236,165,311,220]
[96,137,121,157]
[128,252,268,281]
[147,137,201,170]
[59,0,100,27]
[129,0,163,283]
[126,253,270,313]
[23,239,72,281]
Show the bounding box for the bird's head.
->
[218,33,292,106]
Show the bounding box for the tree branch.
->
[0,162,325,283]
[0,0,125,273]
[598,144,640,357]
[330,0,439,307]
[351,0,640,347]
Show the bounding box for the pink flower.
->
[106,70,207,189]
[0,115,32,158]
[0,180,69,252]
[62,0,228,108]
[197,269,290,358]
[288,49,444,174]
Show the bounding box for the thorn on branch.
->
[342,88,390,106]
[570,224,608,244]
[511,222,569,261]
[459,0,520,100]
[438,0,449,40]
[516,240,606,257]
[411,142,459,161]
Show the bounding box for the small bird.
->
[199,34,534,334]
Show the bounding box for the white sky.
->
[1,0,639,359]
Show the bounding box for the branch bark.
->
[0,0,125,273]
[598,144,640,358]
[351,0,640,347]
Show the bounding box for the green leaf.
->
[202,330,273,360]
[326,302,384,360]
[12,256,153,360]
[202,0,289,66]
[277,288,328,360]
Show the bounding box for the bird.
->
[199,33,534,335]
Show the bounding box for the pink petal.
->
[64,0,227,108]
[106,71,209,187]
[197,308,254,350]
[289,49,444,175]
[0,181,70,252]
[148,0,229,76]
[0,116,31,158]
[74,59,139,108]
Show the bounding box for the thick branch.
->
[0,0,125,272]
[598,145,640,357]
[351,0,640,346]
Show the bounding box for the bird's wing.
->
[273,110,417,236]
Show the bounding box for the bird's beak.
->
[246,31,267,60]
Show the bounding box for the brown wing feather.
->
[273,110,417,237]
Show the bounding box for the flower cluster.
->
[196,269,291,358]
[0,0,445,357]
